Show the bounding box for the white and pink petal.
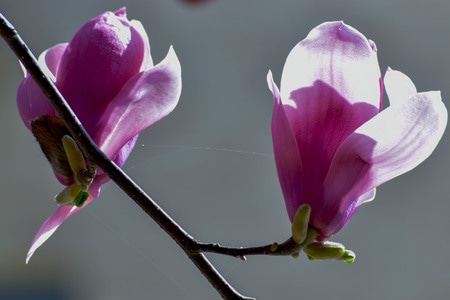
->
[315,79,446,238]
[280,21,381,112]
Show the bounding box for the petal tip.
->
[25,229,54,264]
[114,7,127,17]
[384,68,418,104]
[266,70,274,88]
[266,70,282,105]
[25,250,35,264]
[161,46,181,78]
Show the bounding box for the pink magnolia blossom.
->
[268,21,447,242]
[17,8,181,262]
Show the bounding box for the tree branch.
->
[0,12,254,300]
[2,11,326,299]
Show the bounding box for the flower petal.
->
[115,7,152,70]
[354,90,446,189]
[315,88,447,238]
[355,188,376,207]
[16,44,67,129]
[384,67,417,105]
[56,9,149,131]
[17,79,56,129]
[39,43,67,82]
[129,19,153,70]
[268,71,304,222]
[275,22,381,208]
[284,81,379,209]
[92,46,181,159]
[280,21,381,110]
[26,205,79,264]
[26,181,101,263]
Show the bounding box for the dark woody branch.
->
[1,11,332,300]
[0,12,254,300]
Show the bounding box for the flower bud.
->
[55,183,82,205]
[303,241,345,260]
[338,250,356,263]
[291,204,311,244]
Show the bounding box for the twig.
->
[195,228,318,259]
[0,12,254,300]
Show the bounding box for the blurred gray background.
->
[0,0,449,299]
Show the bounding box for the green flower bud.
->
[303,241,345,260]
[291,204,311,244]
[270,243,279,252]
[55,183,82,205]
[338,250,356,263]
[62,135,86,174]
[55,183,90,207]
[74,191,90,207]
[62,135,93,186]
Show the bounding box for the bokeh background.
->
[0,0,449,299]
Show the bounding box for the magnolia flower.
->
[268,21,447,242]
[17,8,181,262]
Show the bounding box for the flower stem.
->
[195,229,318,259]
